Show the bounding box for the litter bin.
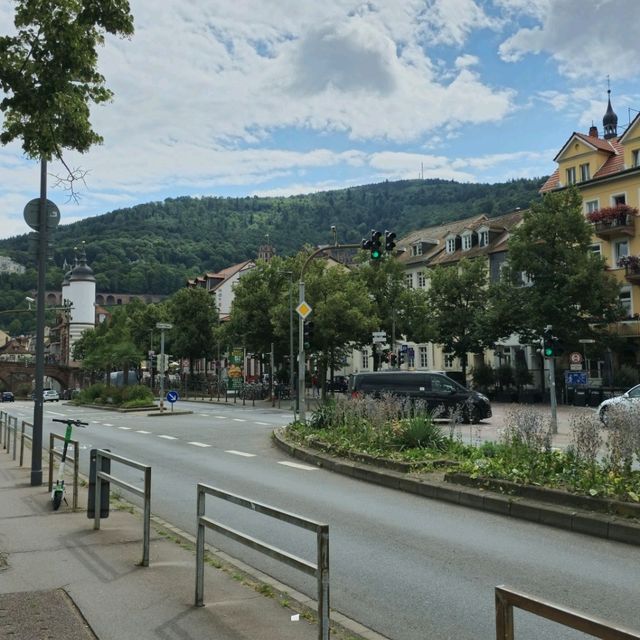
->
[573,389,587,406]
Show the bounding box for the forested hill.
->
[0,177,545,296]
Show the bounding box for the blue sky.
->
[2,0,640,239]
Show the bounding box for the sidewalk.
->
[0,455,337,640]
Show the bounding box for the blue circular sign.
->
[166,390,179,403]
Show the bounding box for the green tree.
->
[505,187,623,345]
[425,258,513,380]
[0,0,134,164]
[168,287,218,375]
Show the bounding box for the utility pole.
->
[156,322,172,412]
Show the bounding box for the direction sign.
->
[23,198,60,231]
[166,390,179,404]
[296,301,312,319]
[565,371,588,386]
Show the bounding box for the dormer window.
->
[411,243,423,257]
[462,232,473,251]
[478,229,489,247]
[446,236,456,254]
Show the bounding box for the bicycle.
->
[51,418,88,510]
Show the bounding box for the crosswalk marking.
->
[277,461,318,471]
[158,435,177,440]
[199,413,209,417]
[225,450,256,457]
[188,441,211,448]
[103,423,114,427]
[136,430,151,434]
[215,416,226,419]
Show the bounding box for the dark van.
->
[348,371,491,423]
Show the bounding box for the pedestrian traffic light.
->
[543,328,555,357]
[303,320,314,350]
[385,230,396,253]
[389,353,397,367]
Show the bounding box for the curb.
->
[272,429,640,547]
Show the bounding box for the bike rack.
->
[495,585,640,639]
[195,483,330,640]
[48,432,80,510]
[93,449,152,567]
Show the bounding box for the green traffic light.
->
[544,347,553,357]
[371,249,381,260]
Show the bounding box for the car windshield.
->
[627,385,640,398]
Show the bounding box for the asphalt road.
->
[5,399,639,640]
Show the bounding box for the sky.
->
[2,0,640,240]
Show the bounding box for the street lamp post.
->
[156,322,172,412]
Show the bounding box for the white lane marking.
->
[91,421,101,424]
[103,423,114,427]
[225,450,256,457]
[232,418,246,422]
[255,421,270,426]
[189,441,212,448]
[158,435,177,440]
[215,416,226,419]
[118,426,131,430]
[277,461,318,471]
[136,430,151,434]
[46,411,66,416]
[199,413,209,417]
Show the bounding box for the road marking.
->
[215,416,226,419]
[199,413,209,417]
[277,461,318,471]
[103,423,114,427]
[136,430,151,434]
[225,450,256,457]
[232,418,246,422]
[255,421,270,426]
[46,411,66,416]
[158,435,177,440]
[118,426,131,430]
[188,441,212,448]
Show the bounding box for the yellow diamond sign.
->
[296,301,312,319]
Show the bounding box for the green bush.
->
[74,383,153,407]
[395,415,445,450]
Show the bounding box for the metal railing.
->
[0,410,6,447]
[3,414,18,460]
[48,432,80,510]
[93,449,152,567]
[495,585,640,639]
[19,420,32,467]
[195,484,330,640]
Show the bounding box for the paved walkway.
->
[0,454,366,640]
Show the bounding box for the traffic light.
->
[398,350,405,366]
[303,320,314,350]
[543,328,555,358]
[370,230,382,260]
[389,353,397,367]
[385,230,396,253]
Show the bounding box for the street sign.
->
[23,198,60,231]
[400,344,408,352]
[570,363,583,371]
[156,322,173,330]
[569,352,583,365]
[296,301,312,319]
[166,390,179,404]
[565,371,588,386]
[372,331,386,344]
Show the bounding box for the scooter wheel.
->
[52,490,63,510]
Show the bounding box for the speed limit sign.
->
[569,352,583,365]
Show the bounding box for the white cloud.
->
[499,0,640,80]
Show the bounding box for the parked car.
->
[43,389,60,402]
[327,375,348,393]
[348,370,491,423]
[1,391,14,402]
[596,384,640,423]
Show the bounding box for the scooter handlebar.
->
[52,418,89,427]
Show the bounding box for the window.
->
[405,273,414,288]
[619,287,632,318]
[444,354,455,368]
[419,346,428,368]
[411,243,423,257]
[590,243,602,257]
[585,200,599,214]
[417,271,427,288]
[361,349,369,370]
[566,167,576,185]
[580,163,590,181]
[478,229,489,247]
[446,237,456,253]
[614,240,629,266]
[613,194,626,206]
[462,232,473,251]
[633,149,640,167]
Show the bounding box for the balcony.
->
[587,204,638,239]
[620,256,640,284]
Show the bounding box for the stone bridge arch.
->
[0,362,75,394]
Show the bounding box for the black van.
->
[348,371,491,423]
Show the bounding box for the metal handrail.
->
[93,449,152,567]
[0,410,6,447]
[48,432,79,510]
[495,585,640,639]
[19,420,32,467]
[196,483,330,640]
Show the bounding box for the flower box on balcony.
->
[586,204,638,225]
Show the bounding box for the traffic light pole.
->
[547,357,558,434]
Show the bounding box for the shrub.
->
[471,362,495,390]
[395,414,445,450]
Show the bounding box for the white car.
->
[43,389,60,402]
[596,384,640,423]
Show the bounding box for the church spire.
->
[603,81,618,140]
